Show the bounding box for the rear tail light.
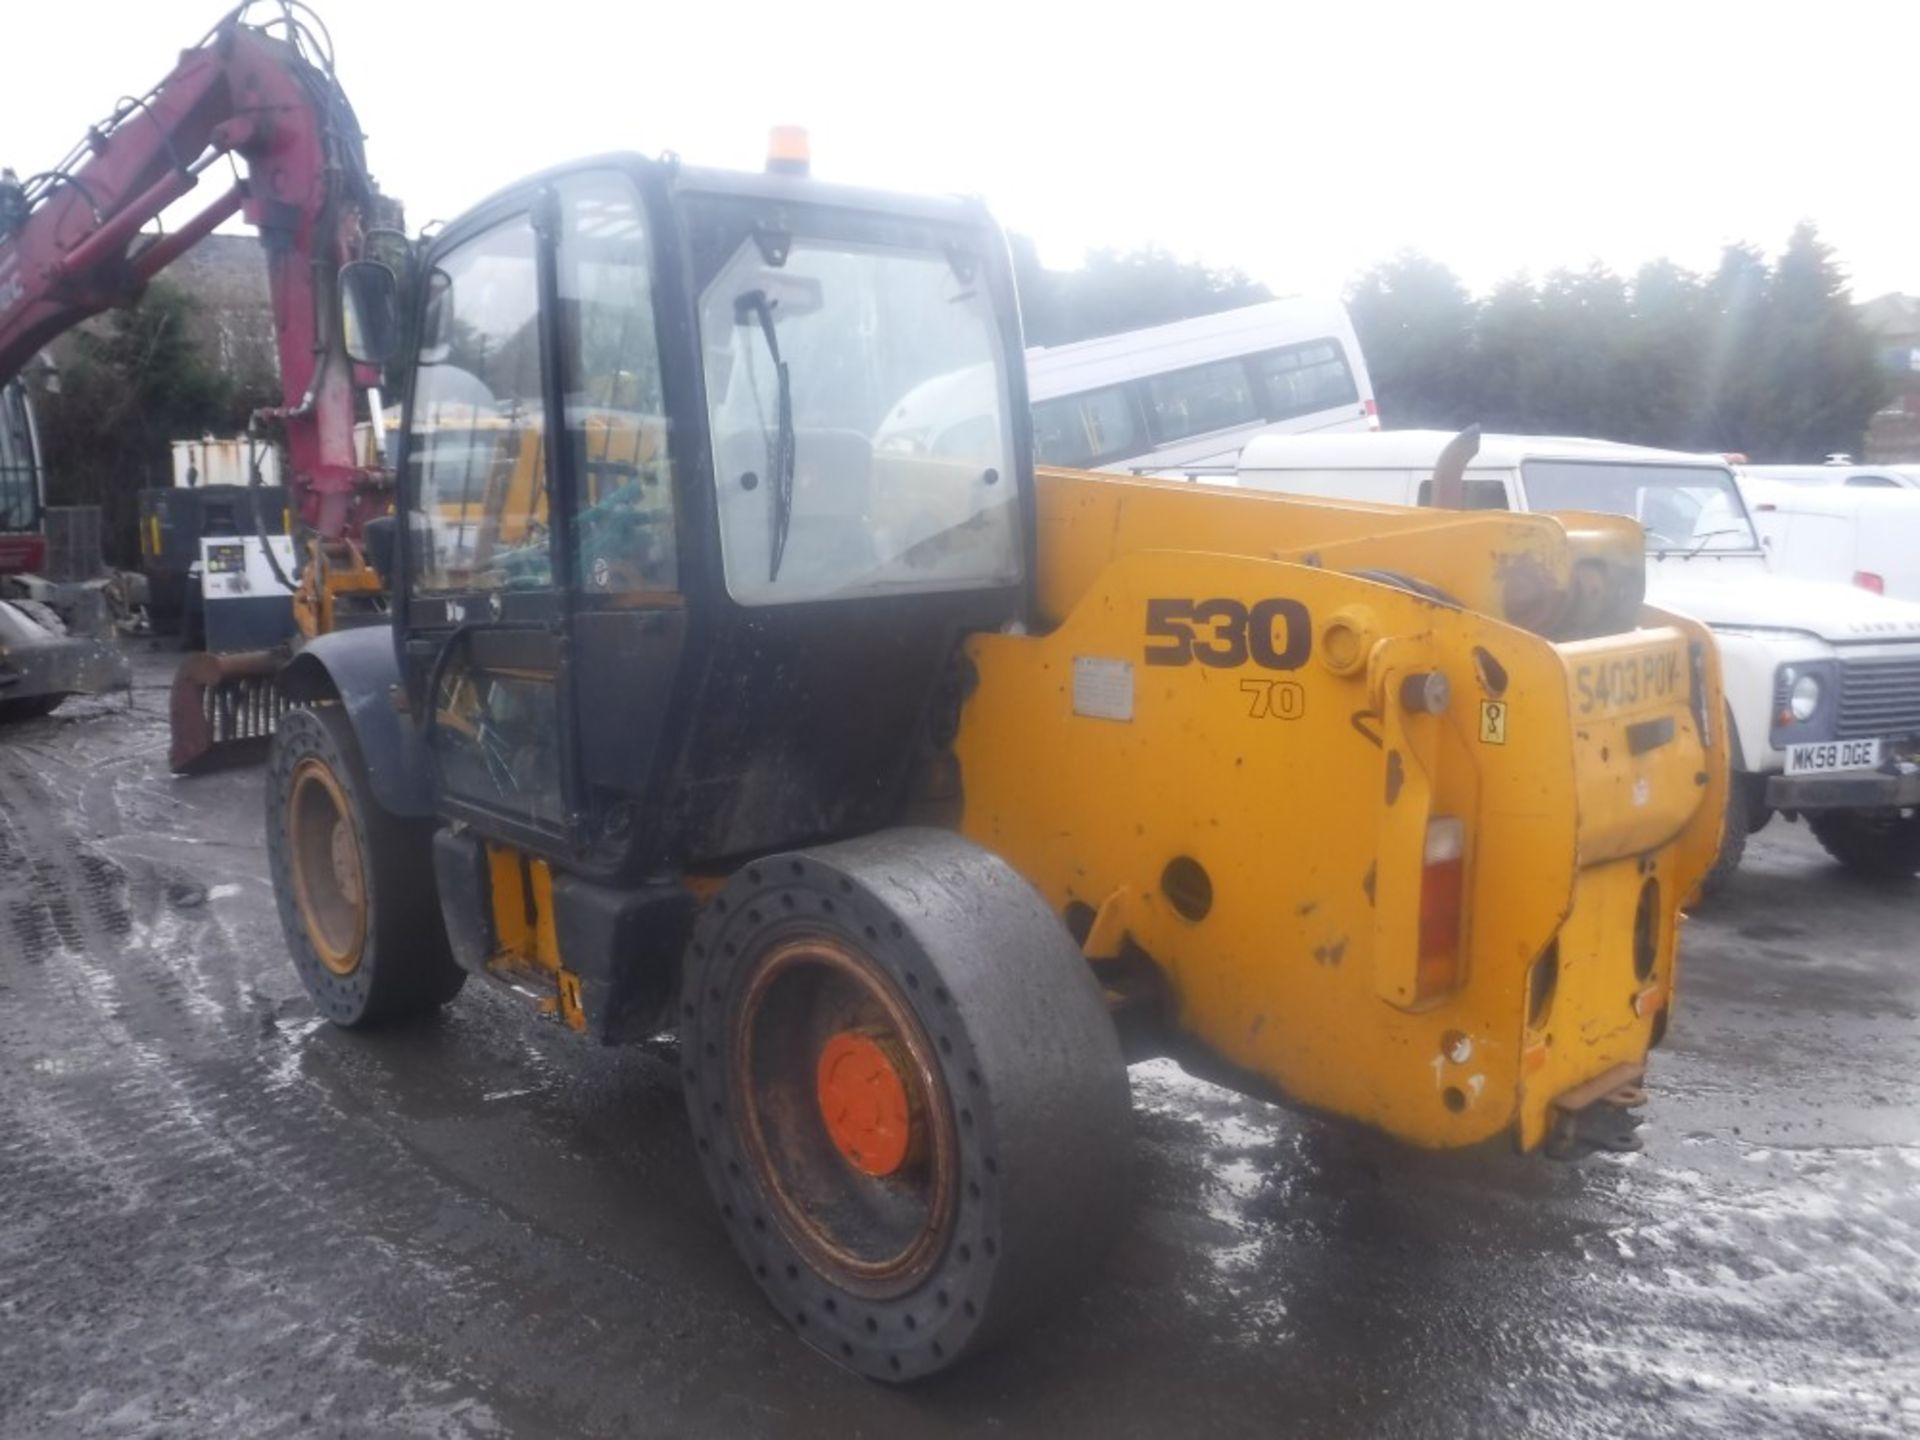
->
[1364,397,1381,430]
[1855,570,1885,595]
[1417,817,1465,999]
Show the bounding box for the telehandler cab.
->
[267,144,1727,1378]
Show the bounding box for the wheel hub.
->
[732,933,958,1295]
[330,820,363,909]
[816,1030,913,1177]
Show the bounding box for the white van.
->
[1230,429,1920,886]
[1742,462,1920,490]
[1024,297,1377,472]
[1743,478,1920,602]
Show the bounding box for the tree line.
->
[1346,224,1886,461]
[1009,235,1271,351]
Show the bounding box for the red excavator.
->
[0,1,393,764]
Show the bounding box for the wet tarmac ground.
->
[1,661,1916,1438]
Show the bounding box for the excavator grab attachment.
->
[168,649,287,771]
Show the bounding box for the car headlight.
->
[1789,670,1823,721]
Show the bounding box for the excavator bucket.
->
[168,649,288,773]
[0,598,130,718]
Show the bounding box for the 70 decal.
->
[1144,597,1312,670]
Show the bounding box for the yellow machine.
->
[266,144,1726,1382]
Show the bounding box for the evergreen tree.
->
[1751,223,1885,460]
[1346,227,1886,460]
[1468,275,1535,431]
[1622,259,1711,449]
[1701,242,1772,452]
[33,281,277,567]
[1014,240,1270,349]
[1347,253,1477,428]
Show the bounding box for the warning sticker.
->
[1073,657,1134,722]
[1479,699,1508,745]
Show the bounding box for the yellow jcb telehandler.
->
[263,140,1725,1380]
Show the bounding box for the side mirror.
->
[340,260,400,366]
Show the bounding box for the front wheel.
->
[680,829,1131,1381]
[1699,773,1757,897]
[1806,809,1920,880]
[266,704,465,1025]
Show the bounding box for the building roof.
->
[1858,292,1920,339]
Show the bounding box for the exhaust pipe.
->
[1428,425,1482,510]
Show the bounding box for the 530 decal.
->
[1145,598,1312,670]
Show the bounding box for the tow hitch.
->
[1547,1062,1648,1158]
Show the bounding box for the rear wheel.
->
[1807,809,1920,880]
[680,828,1130,1381]
[266,704,464,1025]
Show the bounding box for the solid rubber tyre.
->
[1698,773,1752,898]
[1806,808,1920,880]
[680,828,1130,1381]
[266,704,464,1025]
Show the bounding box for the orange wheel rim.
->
[816,1030,914,1177]
[732,933,958,1297]
[286,757,367,977]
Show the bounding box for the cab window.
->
[555,172,676,597]
[699,231,1019,606]
[407,217,547,593]
[0,381,40,532]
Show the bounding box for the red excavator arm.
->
[0,2,387,543]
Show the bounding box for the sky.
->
[4,0,1915,302]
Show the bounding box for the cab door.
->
[397,168,683,857]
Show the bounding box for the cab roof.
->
[442,152,995,242]
[669,160,996,228]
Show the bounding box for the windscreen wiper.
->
[735,289,796,583]
[1685,526,1747,558]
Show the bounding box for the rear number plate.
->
[1784,739,1881,775]
[1573,648,1683,716]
